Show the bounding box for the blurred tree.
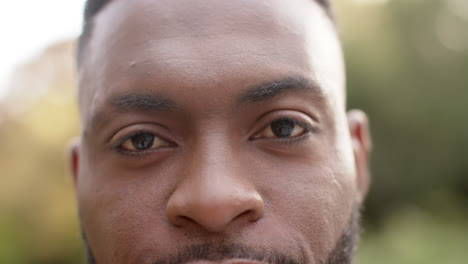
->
[0,41,84,264]
[337,0,468,225]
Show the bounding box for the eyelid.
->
[287,118,314,132]
[110,130,158,150]
[108,124,175,151]
[252,118,313,140]
[249,111,317,140]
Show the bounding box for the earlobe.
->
[68,137,81,187]
[347,110,372,203]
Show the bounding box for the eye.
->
[256,118,309,139]
[119,132,170,152]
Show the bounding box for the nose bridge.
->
[166,131,264,232]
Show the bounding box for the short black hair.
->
[77,0,334,66]
[77,0,112,66]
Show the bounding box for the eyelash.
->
[110,117,314,157]
[110,130,172,157]
[254,117,314,144]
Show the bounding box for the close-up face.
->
[72,0,371,263]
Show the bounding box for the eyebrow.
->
[88,76,324,132]
[237,76,325,104]
[87,94,177,133]
[110,93,177,112]
[109,76,323,112]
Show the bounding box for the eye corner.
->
[250,116,315,143]
[110,130,177,157]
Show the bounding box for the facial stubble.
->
[80,205,360,264]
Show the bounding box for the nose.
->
[166,155,264,233]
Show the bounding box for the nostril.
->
[171,215,196,228]
[232,209,250,222]
[166,178,265,232]
[233,208,263,224]
[234,209,253,222]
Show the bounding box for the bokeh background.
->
[1,0,467,263]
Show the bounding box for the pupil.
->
[131,133,155,150]
[271,119,294,137]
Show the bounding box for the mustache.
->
[82,234,301,264]
[82,205,360,264]
[152,243,301,264]
[152,206,360,264]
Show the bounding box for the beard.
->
[82,206,360,264]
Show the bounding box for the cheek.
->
[77,156,178,263]
[254,153,356,260]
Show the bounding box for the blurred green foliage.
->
[0,0,467,263]
[338,0,468,225]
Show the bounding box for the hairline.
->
[76,0,335,66]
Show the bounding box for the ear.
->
[68,137,81,188]
[347,110,372,203]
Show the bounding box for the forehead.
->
[79,0,344,125]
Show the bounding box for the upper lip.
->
[187,260,269,264]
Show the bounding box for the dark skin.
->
[71,0,372,263]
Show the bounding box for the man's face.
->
[72,0,371,263]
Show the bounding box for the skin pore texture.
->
[71,0,371,263]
